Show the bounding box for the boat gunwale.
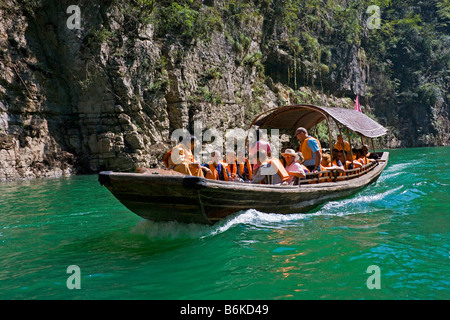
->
[99,152,388,193]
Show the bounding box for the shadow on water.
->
[57,223,196,260]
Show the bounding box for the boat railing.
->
[298,159,379,185]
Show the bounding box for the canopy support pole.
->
[345,129,354,169]
[360,134,366,164]
[325,116,333,160]
[333,120,346,165]
[334,121,353,168]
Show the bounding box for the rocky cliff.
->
[0,0,448,180]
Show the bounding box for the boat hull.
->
[99,153,389,224]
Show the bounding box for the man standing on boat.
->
[295,127,322,173]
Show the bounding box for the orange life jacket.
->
[163,150,172,168]
[356,157,366,167]
[235,160,252,180]
[268,158,289,183]
[205,161,231,181]
[319,168,333,182]
[228,162,237,176]
[334,140,350,152]
[163,144,194,169]
[330,160,344,179]
[301,136,322,161]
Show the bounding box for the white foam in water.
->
[377,162,412,184]
[385,163,409,172]
[317,187,402,218]
[205,209,309,237]
[129,211,307,240]
[386,159,420,172]
[131,186,403,240]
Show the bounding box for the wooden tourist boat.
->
[99,104,389,224]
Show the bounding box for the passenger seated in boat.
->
[334,134,352,162]
[319,153,334,182]
[163,136,204,177]
[321,153,332,168]
[226,151,238,176]
[282,148,306,185]
[352,148,366,168]
[363,145,379,160]
[202,151,232,181]
[225,151,251,181]
[358,147,376,166]
[337,150,353,170]
[235,150,252,181]
[320,153,345,174]
[251,150,289,185]
[351,147,357,160]
[328,149,344,172]
[331,149,341,165]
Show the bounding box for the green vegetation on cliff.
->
[115,0,448,146]
[366,0,449,146]
[0,0,448,179]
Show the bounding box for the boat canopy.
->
[251,104,387,138]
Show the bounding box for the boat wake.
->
[129,210,304,240]
[130,186,400,240]
[208,186,402,235]
[312,185,403,213]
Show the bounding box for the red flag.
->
[355,95,362,112]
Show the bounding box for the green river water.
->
[0,147,449,300]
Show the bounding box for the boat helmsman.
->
[295,127,322,173]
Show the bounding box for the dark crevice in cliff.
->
[0,0,448,180]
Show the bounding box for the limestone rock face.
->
[1,0,446,180]
[0,1,272,179]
